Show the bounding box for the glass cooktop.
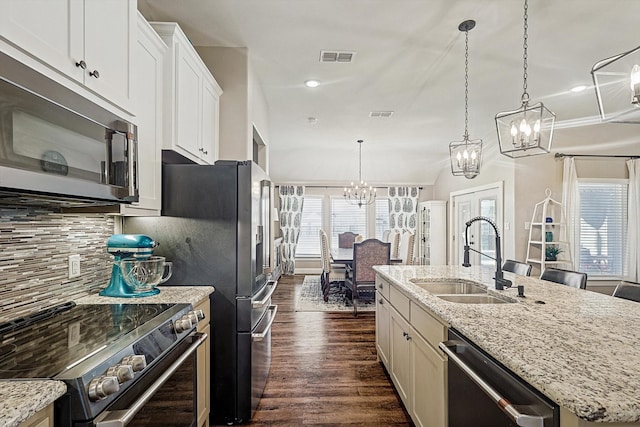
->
[0,302,176,379]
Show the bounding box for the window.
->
[330,198,367,250]
[375,198,389,240]
[578,180,628,278]
[296,196,323,257]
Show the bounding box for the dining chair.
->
[612,280,640,302]
[540,267,587,289]
[344,239,391,317]
[338,232,358,248]
[502,259,532,276]
[398,231,415,265]
[387,230,400,259]
[382,229,391,243]
[319,230,346,301]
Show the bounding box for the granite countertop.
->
[1,286,214,427]
[374,264,640,424]
[0,381,66,427]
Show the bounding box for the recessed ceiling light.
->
[570,85,588,93]
[305,80,319,88]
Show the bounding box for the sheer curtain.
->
[278,185,305,275]
[561,158,579,267]
[627,159,640,281]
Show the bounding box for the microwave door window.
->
[11,110,104,181]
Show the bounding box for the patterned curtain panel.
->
[388,186,420,234]
[278,185,305,275]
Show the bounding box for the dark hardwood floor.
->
[244,274,414,426]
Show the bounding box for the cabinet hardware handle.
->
[75,60,87,69]
[378,283,383,289]
[378,299,383,304]
[90,70,100,79]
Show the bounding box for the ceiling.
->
[137,0,640,186]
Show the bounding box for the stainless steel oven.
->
[94,331,206,427]
[440,329,559,427]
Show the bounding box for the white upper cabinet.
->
[0,0,135,114]
[150,22,222,165]
[121,13,166,216]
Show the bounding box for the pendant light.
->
[449,19,482,179]
[495,0,555,158]
[344,139,376,207]
[591,44,640,123]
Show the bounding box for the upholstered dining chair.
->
[612,280,640,302]
[338,231,358,248]
[398,231,415,265]
[540,267,587,289]
[319,230,345,301]
[387,230,400,259]
[502,259,532,276]
[382,229,391,243]
[344,239,391,317]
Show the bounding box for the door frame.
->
[449,181,504,266]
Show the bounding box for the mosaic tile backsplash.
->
[0,207,115,322]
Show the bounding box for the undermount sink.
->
[409,278,516,304]
[410,279,487,295]
[435,294,515,304]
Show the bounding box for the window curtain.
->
[278,185,305,275]
[561,158,579,268]
[626,159,640,281]
[388,187,420,235]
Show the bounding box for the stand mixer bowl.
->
[117,256,173,293]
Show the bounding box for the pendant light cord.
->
[357,139,362,183]
[463,29,470,140]
[521,0,529,103]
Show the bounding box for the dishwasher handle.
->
[439,340,545,427]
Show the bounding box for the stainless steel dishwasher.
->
[439,329,559,427]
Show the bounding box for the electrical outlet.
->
[68,321,81,347]
[68,254,80,279]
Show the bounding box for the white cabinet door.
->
[200,76,221,164]
[375,291,391,367]
[390,306,412,410]
[121,14,165,216]
[83,0,134,111]
[411,330,447,427]
[0,0,134,113]
[153,22,222,165]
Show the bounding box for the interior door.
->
[453,187,501,267]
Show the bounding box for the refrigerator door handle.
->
[252,280,278,308]
[252,305,277,342]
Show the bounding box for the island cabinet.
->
[149,22,222,165]
[0,0,136,114]
[18,404,53,427]
[194,297,211,427]
[375,275,448,427]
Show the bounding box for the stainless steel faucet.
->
[463,216,512,290]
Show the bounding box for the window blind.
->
[578,181,628,278]
[330,197,367,250]
[296,196,323,257]
[375,198,390,240]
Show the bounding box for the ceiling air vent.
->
[369,111,394,118]
[320,51,355,63]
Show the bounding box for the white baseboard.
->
[294,267,322,275]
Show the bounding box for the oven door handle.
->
[95,332,208,427]
[439,340,545,427]
[252,280,278,308]
[252,305,277,341]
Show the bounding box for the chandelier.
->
[591,44,640,123]
[449,19,482,179]
[344,139,376,207]
[495,0,555,158]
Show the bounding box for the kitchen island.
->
[0,286,214,427]
[374,264,640,426]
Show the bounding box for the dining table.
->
[330,247,402,265]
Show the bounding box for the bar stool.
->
[540,267,587,289]
[502,259,532,276]
[612,280,640,302]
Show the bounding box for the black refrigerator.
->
[124,160,278,425]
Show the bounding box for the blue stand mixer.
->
[100,234,161,298]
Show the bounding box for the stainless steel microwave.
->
[0,55,138,207]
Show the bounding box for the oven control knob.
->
[88,375,120,401]
[187,309,205,325]
[106,364,135,383]
[174,316,193,333]
[121,355,147,372]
